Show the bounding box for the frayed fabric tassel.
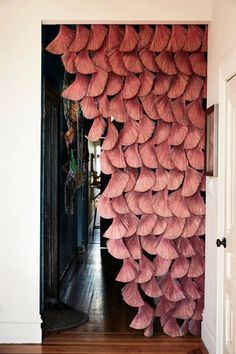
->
[125,234,142,260]
[181,167,202,197]
[108,49,129,76]
[119,25,139,52]
[152,167,168,192]
[123,213,139,237]
[124,144,143,168]
[135,255,155,283]
[180,277,201,300]
[144,322,154,337]
[97,195,117,219]
[155,52,177,75]
[111,195,130,214]
[152,215,167,236]
[183,25,204,52]
[75,50,96,74]
[156,95,175,123]
[109,94,128,122]
[192,297,204,321]
[137,190,154,214]
[156,237,179,260]
[188,254,205,278]
[107,25,124,52]
[120,119,139,146]
[69,25,90,52]
[177,238,196,258]
[188,320,201,336]
[102,120,119,151]
[184,126,202,149]
[139,48,159,73]
[190,52,207,77]
[191,236,205,257]
[181,215,202,238]
[62,73,89,101]
[137,114,155,144]
[123,51,143,73]
[161,275,186,302]
[152,121,171,145]
[138,70,155,97]
[153,255,171,276]
[105,72,123,96]
[80,96,99,119]
[125,190,143,215]
[116,258,140,282]
[195,217,205,236]
[124,167,138,192]
[174,51,192,76]
[87,69,108,97]
[122,281,145,307]
[107,238,130,259]
[100,150,116,175]
[103,216,127,239]
[183,76,204,101]
[155,296,175,317]
[138,25,154,52]
[152,189,173,217]
[140,235,159,255]
[87,25,108,51]
[168,123,188,146]
[187,147,204,170]
[185,191,205,216]
[163,317,183,337]
[171,256,189,279]
[92,43,111,72]
[106,143,126,168]
[167,169,185,191]
[137,214,157,236]
[166,25,187,52]
[130,303,154,330]
[155,141,174,170]
[140,93,158,120]
[171,146,188,172]
[139,141,159,169]
[121,74,141,99]
[153,73,172,96]
[162,216,186,240]
[134,167,155,192]
[61,52,77,74]
[201,26,208,52]
[125,98,142,120]
[168,189,190,218]
[141,276,162,297]
[168,73,189,99]
[87,116,106,142]
[187,98,205,129]
[46,25,75,54]
[150,25,171,52]
[171,97,190,126]
[103,170,129,198]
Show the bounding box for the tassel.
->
[166,25,187,52]
[138,190,154,214]
[108,49,129,76]
[156,237,179,260]
[123,51,143,73]
[140,93,158,120]
[168,123,188,146]
[97,195,116,219]
[191,236,205,257]
[125,191,142,215]
[188,320,201,336]
[155,52,177,75]
[144,322,154,337]
[130,303,154,330]
[139,48,159,72]
[69,25,90,52]
[198,131,205,149]
[107,25,124,52]
[80,96,99,119]
[121,74,141,99]
[187,99,205,129]
[87,24,108,51]
[138,25,154,51]
[100,150,116,175]
[190,52,207,77]
[188,254,205,278]
[171,98,190,126]
[153,73,172,96]
[181,320,190,336]
[62,73,89,101]
[155,296,175,317]
[183,126,202,149]
[169,189,190,218]
[106,143,126,168]
[105,72,123,96]
[122,281,145,307]
[167,169,185,191]
[111,195,130,214]
[139,141,159,169]
[168,73,189,99]
[152,189,172,217]
[87,116,106,142]
[46,25,75,54]
[74,50,96,74]
[181,167,202,197]
[103,170,129,198]
[161,275,185,302]
[172,297,196,320]
[92,43,111,72]
[171,146,188,171]
[109,94,128,122]
[125,234,142,260]
[183,75,204,101]
[192,298,204,321]
[124,167,138,192]
[124,143,143,168]
[174,51,192,75]
[180,277,201,300]
[104,216,127,239]
[185,191,205,216]
[201,26,208,52]
[156,141,175,169]
[134,167,155,192]
[153,255,171,276]
[181,215,202,238]
[140,235,159,255]
[163,318,183,337]
[87,69,108,97]
[195,217,205,236]
[107,238,130,259]
[152,121,171,145]
[152,167,168,192]
[119,25,139,52]
[125,98,142,120]
[141,276,162,297]
[138,70,155,97]
[194,276,205,292]
[152,216,167,236]
[137,114,155,144]
[135,256,155,283]
[116,258,140,282]
[137,214,157,236]
[183,25,204,52]
[171,256,189,279]
[102,120,118,151]
[150,25,171,52]
[123,213,139,237]
[187,147,204,171]
[61,51,76,74]
[162,216,186,240]
[177,238,196,258]
[156,95,175,123]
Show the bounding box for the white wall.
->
[0,0,212,344]
[203,1,236,353]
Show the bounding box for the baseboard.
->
[202,317,216,354]
[0,318,42,343]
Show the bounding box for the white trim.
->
[0,322,42,344]
[202,317,216,354]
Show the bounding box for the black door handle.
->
[216,238,227,248]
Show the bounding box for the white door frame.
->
[216,46,236,354]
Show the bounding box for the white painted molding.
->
[202,316,216,354]
[0,322,42,344]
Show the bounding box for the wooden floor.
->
[0,227,208,354]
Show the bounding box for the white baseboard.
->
[202,317,216,354]
[0,316,42,343]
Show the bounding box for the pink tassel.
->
[140,93,158,120]
[162,216,186,240]
[192,298,204,321]
[188,320,201,336]
[155,52,177,75]
[138,25,154,51]
[172,297,196,319]
[124,144,143,168]
[150,25,171,52]
[108,49,129,76]
[171,146,188,171]
[171,256,189,279]
[155,296,175,317]
[183,76,204,101]
[124,167,138,192]
[135,256,155,283]
[123,51,143,73]
[168,123,188,146]
[74,50,96,74]
[120,119,139,146]
[111,195,130,214]
[107,25,124,52]
[168,73,189,99]
[174,51,192,75]
[156,95,175,123]
[61,51,76,74]
[125,234,142,259]
[105,72,123,96]
[122,281,145,307]
[139,141,158,169]
[137,114,155,144]
[167,169,185,191]
[116,258,139,282]
[104,216,126,240]
[137,214,157,236]
[138,70,155,97]
[194,276,205,292]
[156,237,179,260]
[188,254,205,278]
[100,150,116,175]
[102,120,118,151]
[106,143,126,168]
[183,25,204,52]
[87,24,108,51]
[87,116,106,142]
[181,215,202,238]
[152,121,171,145]
[80,96,99,119]
[161,275,185,302]
[187,147,204,170]
[107,238,130,259]
[125,98,142,120]
[152,167,168,192]
[152,189,172,217]
[69,25,90,52]
[184,126,202,149]
[125,191,142,215]
[187,99,205,130]
[198,131,205,149]
[137,190,154,214]
[182,168,202,197]
[166,25,187,52]
[171,98,190,126]
[156,141,174,170]
[180,277,201,300]
[153,73,172,95]
[185,191,205,216]
[121,74,141,99]
[103,170,129,198]
[141,276,162,297]
[97,195,116,219]
[177,238,196,258]
[191,236,205,257]
[109,94,128,122]
[119,25,139,52]
[123,213,139,237]
[153,255,171,276]
[130,303,154,329]
[181,320,190,336]
[201,26,208,52]
[169,189,190,218]
[139,48,159,72]
[62,73,89,101]
[134,167,155,192]
[92,43,111,72]
[190,52,207,77]
[87,69,108,97]
[195,217,205,236]
[46,25,75,54]
[152,216,167,236]
[144,322,154,337]
[163,318,183,337]
[140,235,159,255]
